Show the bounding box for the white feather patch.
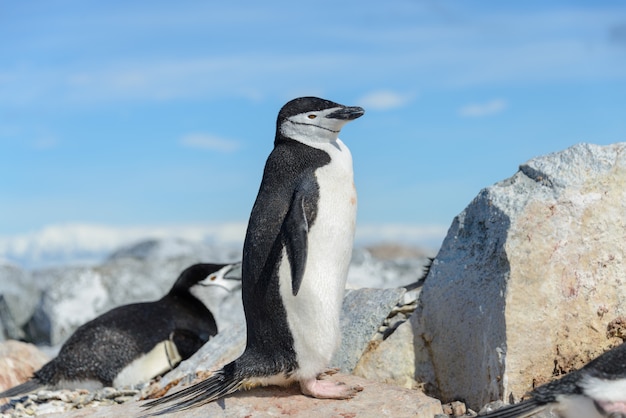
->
[113,339,182,388]
[279,138,357,380]
[553,394,606,418]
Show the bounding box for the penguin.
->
[478,342,626,418]
[144,97,364,414]
[0,262,241,400]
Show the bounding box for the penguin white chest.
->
[279,139,356,379]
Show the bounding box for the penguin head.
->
[277,97,364,145]
[170,263,242,295]
[196,262,242,292]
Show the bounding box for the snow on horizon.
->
[0,222,446,270]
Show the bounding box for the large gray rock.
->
[417,142,626,409]
[0,341,49,393]
[331,287,407,372]
[350,287,427,389]
[0,264,39,342]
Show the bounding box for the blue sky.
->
[1,0,625,246]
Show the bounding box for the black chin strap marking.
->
[287,120,339,134]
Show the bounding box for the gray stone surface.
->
[331,287,406,373]
[352,317,417,388]
[418,142,626,409]
[0,264,39,342]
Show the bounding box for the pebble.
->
[0,386,142,418]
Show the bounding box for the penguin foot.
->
[599,400,626,417]
[299,377,363,400]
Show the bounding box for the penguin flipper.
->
[0,378,42,399]
[478,399,545,418]
[171,328,209,360]
[141,366,242,416]
[283,190,309,296]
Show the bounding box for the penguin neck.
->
[278,120,340,145]
[165,286,207,312]
[275,132,344,153]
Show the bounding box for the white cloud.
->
[459,99,508,117]
[357,90,416,110]
[31,136,60,151]
[0,222,248,268]
[180,133,240,152]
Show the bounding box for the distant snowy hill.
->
[0,222,445,270]
[0,223,247,269]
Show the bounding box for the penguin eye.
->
[307,114,317,119]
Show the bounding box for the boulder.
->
[331,287,407,372]
[351,287,428,389]
[0,340,49,394]
[0,264,39,342]
[417,142,626,409]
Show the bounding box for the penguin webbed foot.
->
[299,376,363,400]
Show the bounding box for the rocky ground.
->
[1,374,448,418]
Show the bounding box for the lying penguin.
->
[0,262,241,399]
[479,342,626,418]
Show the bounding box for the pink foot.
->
[299,377,363,400]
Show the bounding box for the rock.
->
[331,287,407,372]
[442,400,467,416]
[41,374,443,418]
[352,317,417,388]
[0,386,144,417]
[351,288,426,389]
[364,243,432,261]
[417,142,626,409]
[348,247,430,289]
[0,264,39,342]
[0,340,49,393]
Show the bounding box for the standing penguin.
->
[0,262,241,400]
[145,97,364,414]
[478,342,626,418]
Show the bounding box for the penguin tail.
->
[141,363,243,416]
[478,399,544,418]
[0,379,42,399]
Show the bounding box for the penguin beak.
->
[326,106,365,121]
[199,262,242,292]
